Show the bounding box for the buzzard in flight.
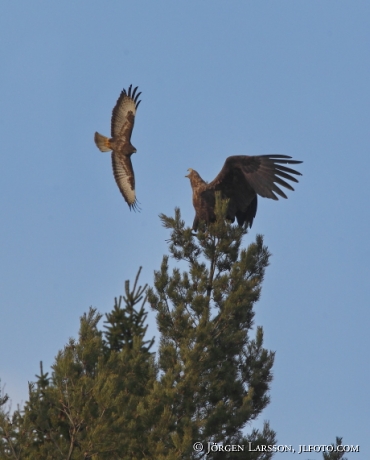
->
[94,85,141,210]
[186,155,302,230]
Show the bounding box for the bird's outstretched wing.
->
[111,85,141,140]
[209,155,302,200]
[111,152,140,211]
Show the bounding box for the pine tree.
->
[147,196,276,458]
[104,267,154,353]
[1,199,349,459]
[0,271,156,460]
[322,437,348,460]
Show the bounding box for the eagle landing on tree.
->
[94,85,141,211]
[186,155,302,230]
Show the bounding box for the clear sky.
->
[1,1,369,457]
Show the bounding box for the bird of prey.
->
[94,85,141,210]
[186,155,302,230]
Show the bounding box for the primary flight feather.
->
[186,155,302,230]
[94,85,141,210]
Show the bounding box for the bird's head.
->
[185,168,194,179]
[185,168,206,188]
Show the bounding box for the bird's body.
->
[94,85,141,210]
[186,155,302,230]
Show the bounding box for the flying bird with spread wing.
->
[94,85,141,210]
[186,155,302,230]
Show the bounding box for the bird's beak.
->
[185,168,192,178]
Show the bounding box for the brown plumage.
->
[94,85,141,210]
[186,155,302,230]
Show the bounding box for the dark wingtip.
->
[129,199,141,213]
[124,85,141,107]
[132,86,138,99]
[261,154,303,164]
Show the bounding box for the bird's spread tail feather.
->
[94,132,111,152]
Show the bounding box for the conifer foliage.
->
[1,199,278,459]
[104,268,154,353]
[0,272,156,459]
[147,197,276,458]
[0,199,351,459]
[323,438,348,460]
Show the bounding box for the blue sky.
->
[1,1,369,456]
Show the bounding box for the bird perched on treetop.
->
[94,85,141,210]
[186,155,302,230]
